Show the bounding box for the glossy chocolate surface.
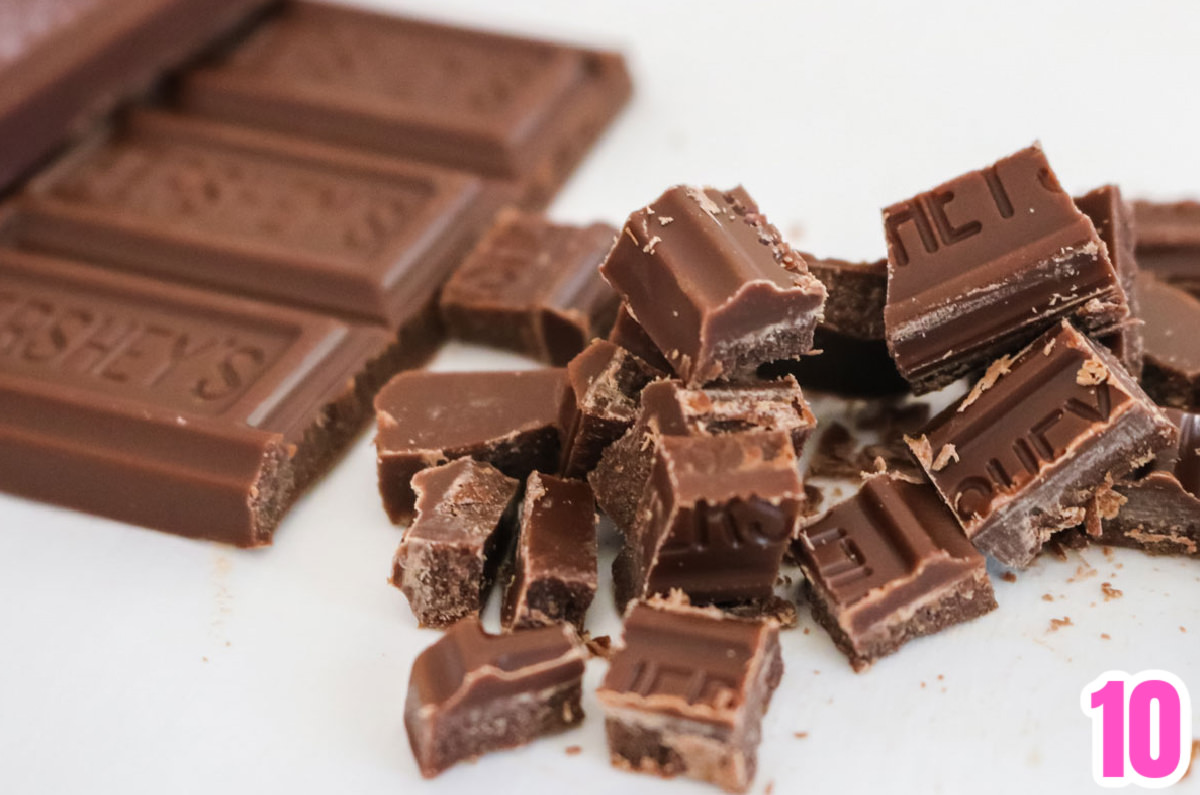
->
[1132,200,1200,292]
[1137,271,1200,409]
[1076,185,1143,377]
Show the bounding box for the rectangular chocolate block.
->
[1100,409,1200,557]
[1136,271,1200,410]
[6,110,495,327]
[1076,185,1144,378]
[600,185,826,386]
[884,144,1127,393]
[559,339,663,479]
[1132,200,1200,292]
[795,474,997,670]
[374,368,568,523]
[0,247,422,546]
[440,210,619,365]
[0,0,271,190]
[405,617,586,778]
[177,1,632,207]
[501,473,597,631]
[614,432,803,610]
[597,595,783,794]
[607,302,672,372]
[911,321,1176,567]
[391,459,519,628]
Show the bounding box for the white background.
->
[2,1,1199,793]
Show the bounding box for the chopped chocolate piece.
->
[597,594,784,794]
[913,321,1176,567]
[600,185,826,386]
[607,302,673,373]
[591,376,815,532]
[1137,272,1200,410]
[1101,409,1200,557]
[502,473,598,630]
[391,459,520,627]
[375,368,568,523]
[559,340,664,479]
[1076,185,1144,377]
[1132,200,1200,292]
[806,415,925,483]
[440,211,620,365]
[794,474,997,670]
[806,256,889,337]
[179,2,632,207]
[884,144,1126,393]
[613,432,803,609]
[405,617,586,778]
[806,423,865,480]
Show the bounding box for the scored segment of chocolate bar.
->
[597,595,783,794]
[910,321,1176,567]
[1132,200,1200,293]
[405,617,586,778]
[883,144,1127,393]
[600,185,826,386]
[795,474,997,671]
[1136,271,1200,410]
[1076,185,1144,378]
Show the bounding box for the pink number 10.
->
[1082,671,1193,788]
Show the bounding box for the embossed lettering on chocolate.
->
[0,248,415,546]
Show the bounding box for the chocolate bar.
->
[7,110,496,328]
[374,368,567,523]
[559,339,663,479]
[0,247,422,545]
[590,376,816,532]
[597,594,783,793]
[501,473,597,631]
[600,185,826,386]
[440,210,619,365]
[910,321,1176,567]
[1137,271,1200,410]
[0,0,270,190]
[1076,185,1144,378]
[391,459,519,627]
[1100,409,1200,557]
[884,144,1127,393]
[606,303,672,372]
[795,474,997,670]
[1132,200,1200,292]
[613,431,803,609]
[405,617,586,778]
[177,2,632,207]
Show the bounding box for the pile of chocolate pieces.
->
[386,145,1199,791]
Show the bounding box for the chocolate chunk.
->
[600,185,826,386]
[0,0,270,190]
[501,473,598,631]
[0,247,417,546]
[884,144,1127,393]
[1137,272,1200,409]
[795,474,997,670]
[441,211,619,365]
[1076,185,1144,377]
[597,594,784,794]
[391,459,520,627]
[374,368,568,523]
[1100,409,1200,557]
[405,617,586,778]
[808,255,889,337]
[178,2,632,207]
[606,302,672,372]
[911,321,1176,567]
[613,431,803,609]
[1132,200,1200,292]
[590,376,816,532]
[560,340,663,479]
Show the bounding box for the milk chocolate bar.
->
[405,617,586,778]
[177,1,632,207]
[606,303,672,372]
[374,368,567,523]
[559,340,663,479]
[600,185,826,386]
[1137,272,1200,410]
[440,210,619,365]
[501,473,597,631]
[597,595,783,794]
[613,431,803,609]
[0,0,271,191]
[795,474,997,670]
[0,247,420,546]
[391,459,520,627]
[1132,200,1200,292]
[911,321,1176,567]
[884,144,1126,393]
[1100,409,1200,557]
[1076,185,1144,378]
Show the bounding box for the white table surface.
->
[2,1,1199,793]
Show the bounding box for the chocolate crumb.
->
[1100,633,1111,640]
[1042,594,1054,602]
[584,634,613,659]
[1076,358,1109,386]
[565,745,582,756]
[1101,582,1123,601]
[793,731,809,740]
[1001,572,1018,583]
[1048,617,1073,632]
